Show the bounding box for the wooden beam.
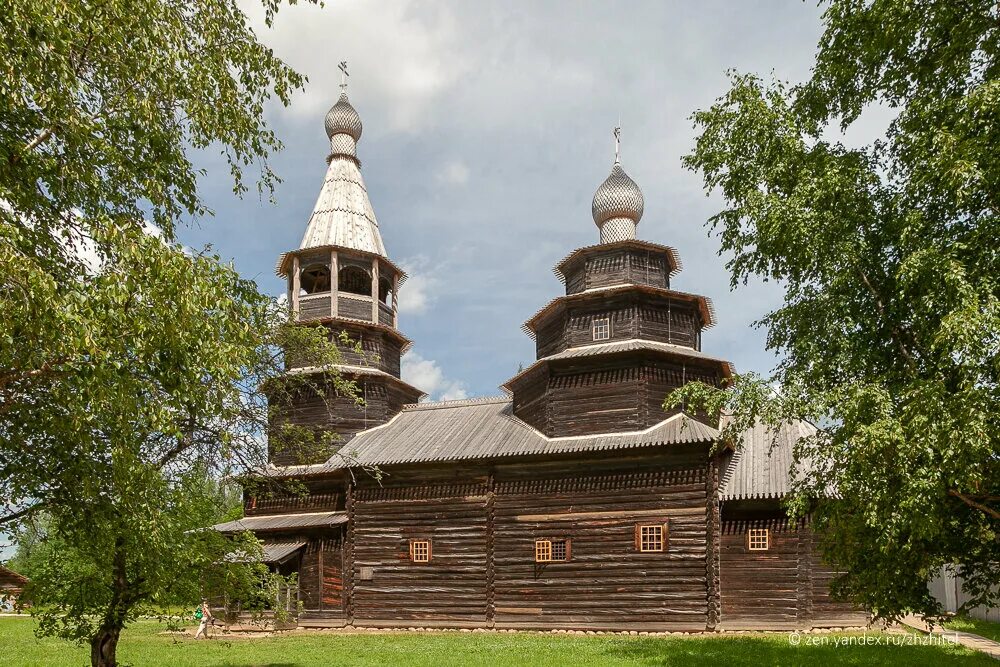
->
[706,454,721,630]
[330,250,338,318]
[291,255,301,319]
[371,259,379,324]
[514,507,704,522]
[317,539,324,612]
[391,271,399,329]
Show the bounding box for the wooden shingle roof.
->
[266,398,719,476]
[719,417,816,501]
[211,511,347,533]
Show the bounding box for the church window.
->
[409,539,431,563]
[339,265,372,296]
[636,524,666,552]
[534,539,570,562]
[748,528,769,551]
[592,317,611,341]
[300,263,331,294]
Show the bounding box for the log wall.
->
[491,450,711,631]
[720,517,867,630]
[562,249,671,296]
[535,295,702,358]
[351,475,491,625]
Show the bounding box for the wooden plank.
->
[514,507,704,522]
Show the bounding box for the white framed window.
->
[592,317,611,341]
[534,539,570,563]
[409,539,431,563]
[637,524,665,552]
[748,528,769,551]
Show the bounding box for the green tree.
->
[0,1,366,665]
[670,0,999,622]
[2,224,359,666]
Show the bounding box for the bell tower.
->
[272,71,424,464]
[504,128,733,436]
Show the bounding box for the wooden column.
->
[391,272,399,328]
[705,454,722,630]
[485,471,496,628]
[370,259,380,323]
[330,250,339,318]
[317,540,324,612]
[291,255,301,319]
[344,481,355,624]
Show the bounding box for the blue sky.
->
[178,1,846,400]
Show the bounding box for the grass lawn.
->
[943,615,1000,644]
[2,616,995,667]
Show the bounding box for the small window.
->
[592,317,611,341]
[637,524,665,552]
[409,539,431,563]
[748,528,769,551]
[534,539,570,563]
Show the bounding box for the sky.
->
[178,0,837,401]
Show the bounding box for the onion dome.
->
[592,159,644,243]
[324,92,363,142]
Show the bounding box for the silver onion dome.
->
[592,161,644,242]
[324,92,363,141]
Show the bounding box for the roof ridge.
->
[402,396,510,411]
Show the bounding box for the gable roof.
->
[719,417,816,501]
[267,397,719,476]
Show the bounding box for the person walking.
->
[194,599,213,639]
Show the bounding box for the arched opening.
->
[378,276,392,304]
[300,263,331,294]
[338,265,372,296]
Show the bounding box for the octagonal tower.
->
[504,133,733,437]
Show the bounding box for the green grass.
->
[943,615,1000,644]
[1,616,995,667]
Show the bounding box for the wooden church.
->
[211,84,865,632]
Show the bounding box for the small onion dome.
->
[324,92,363,141]
[592,161,644,228]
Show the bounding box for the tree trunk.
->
[90,624,121,667]
[91,537,130,667]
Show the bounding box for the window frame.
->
[635,523,668,553]
[534,538,571,563]
[409,539,432,563]
[592,317,611,341]
[747,528,770,551]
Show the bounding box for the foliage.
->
[0,617,995,667]
[0,0,368,665]
[0,221,360,665]
[669,0,999,622]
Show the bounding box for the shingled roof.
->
[267,397,720,476]
[719,417,816,501]
[211,511,347,533]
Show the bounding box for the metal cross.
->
[338,61,349,91]
[613,125,621,163]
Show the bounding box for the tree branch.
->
[950,489,1000,520]
[855,267,917,372]
[0,502,46,528]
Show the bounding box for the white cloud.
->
[436,159,470,186]
[401,351,468,402]
[248,0,470,132]
[397,255,439,315]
